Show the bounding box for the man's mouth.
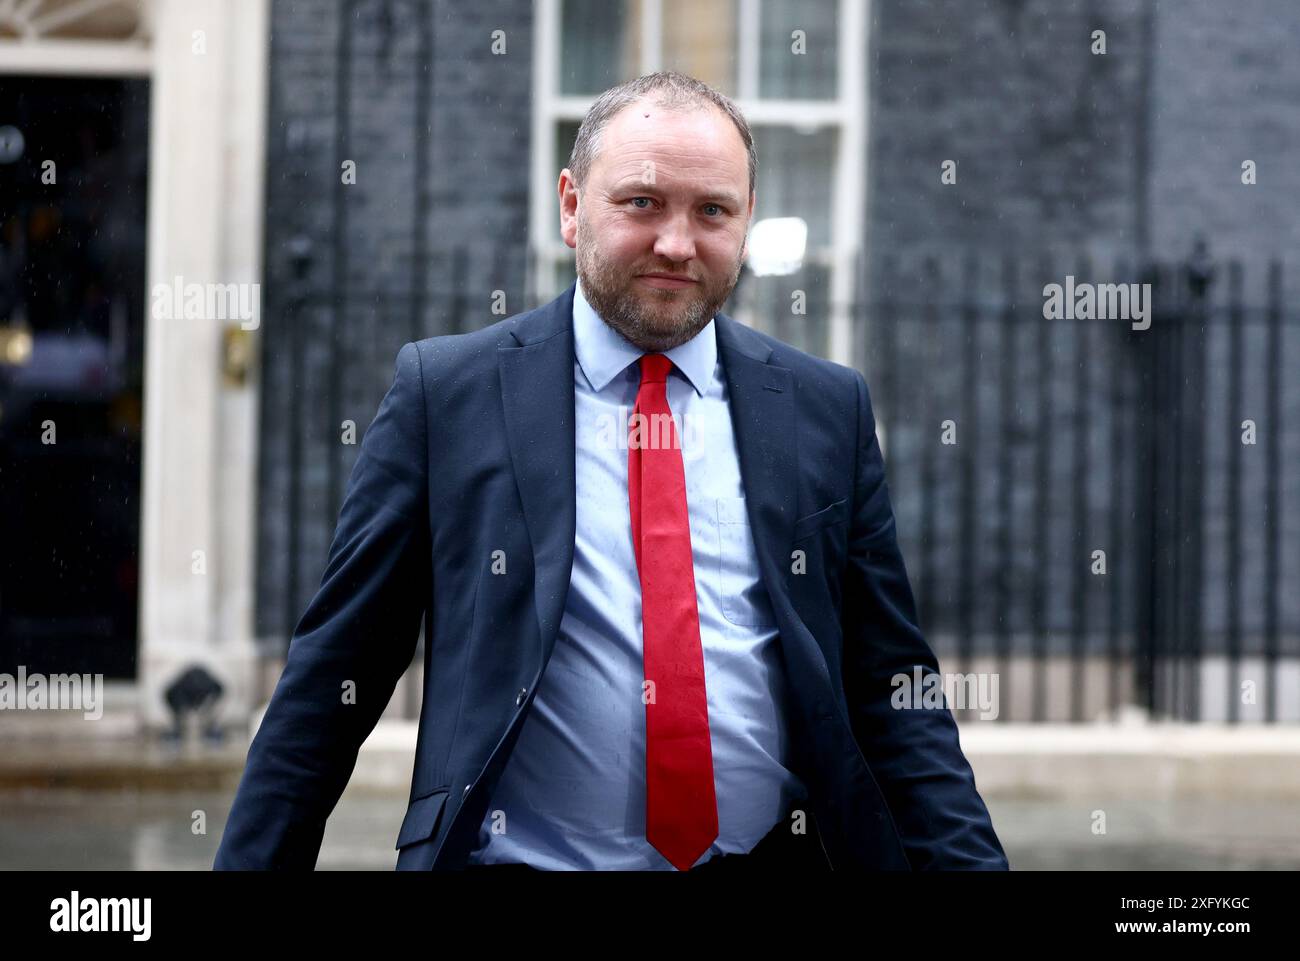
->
[637,273,698,290]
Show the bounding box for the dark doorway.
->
[0,75,149,679]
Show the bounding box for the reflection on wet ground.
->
[2,789,1298,870]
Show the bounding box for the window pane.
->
[663,0,738,96]
[559,0,642,95]
[752,125,837,246]
[759,0,838,99]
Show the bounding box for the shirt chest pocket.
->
[716,496,764,627]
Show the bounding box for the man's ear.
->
[558,169,579,249]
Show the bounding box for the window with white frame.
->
[530,0,867,364]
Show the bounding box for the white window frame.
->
[530,0,868,365]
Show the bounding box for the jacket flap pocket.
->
[792,498,848,541]
[395,787,450,849]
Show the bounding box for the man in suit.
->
[214,70,1007,872]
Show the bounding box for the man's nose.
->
[652,213,696,263]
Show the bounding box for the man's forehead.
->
[596,103,748,197]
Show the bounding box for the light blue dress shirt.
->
[465,278,808,869]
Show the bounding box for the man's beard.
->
[575,212,745,353]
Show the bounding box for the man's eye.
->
[703,203,722,216]
[629,197,652,209]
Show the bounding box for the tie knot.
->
[639,353,672,384]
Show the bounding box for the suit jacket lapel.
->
[715,313,837,751]
[497,285,577,665]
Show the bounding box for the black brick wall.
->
[256,0,534,644]
[863,0,1300,668]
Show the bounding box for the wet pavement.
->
[2,788,1297,870]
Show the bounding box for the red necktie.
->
[628,353,718,871]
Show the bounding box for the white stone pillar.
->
[139,0,269,733]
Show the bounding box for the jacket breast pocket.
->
[792,498,848,542]
[395,786,450,850]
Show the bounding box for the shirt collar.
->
[573,276,716,397]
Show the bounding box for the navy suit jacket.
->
[214,282,1009,871]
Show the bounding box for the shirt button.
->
[462,784,472,799]
[515,688,527,706]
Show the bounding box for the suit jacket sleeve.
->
[840,368,1009,870]
[214,342,431,869]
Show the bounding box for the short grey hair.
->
[566,70,757,198]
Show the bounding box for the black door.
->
[0,75,149,679]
